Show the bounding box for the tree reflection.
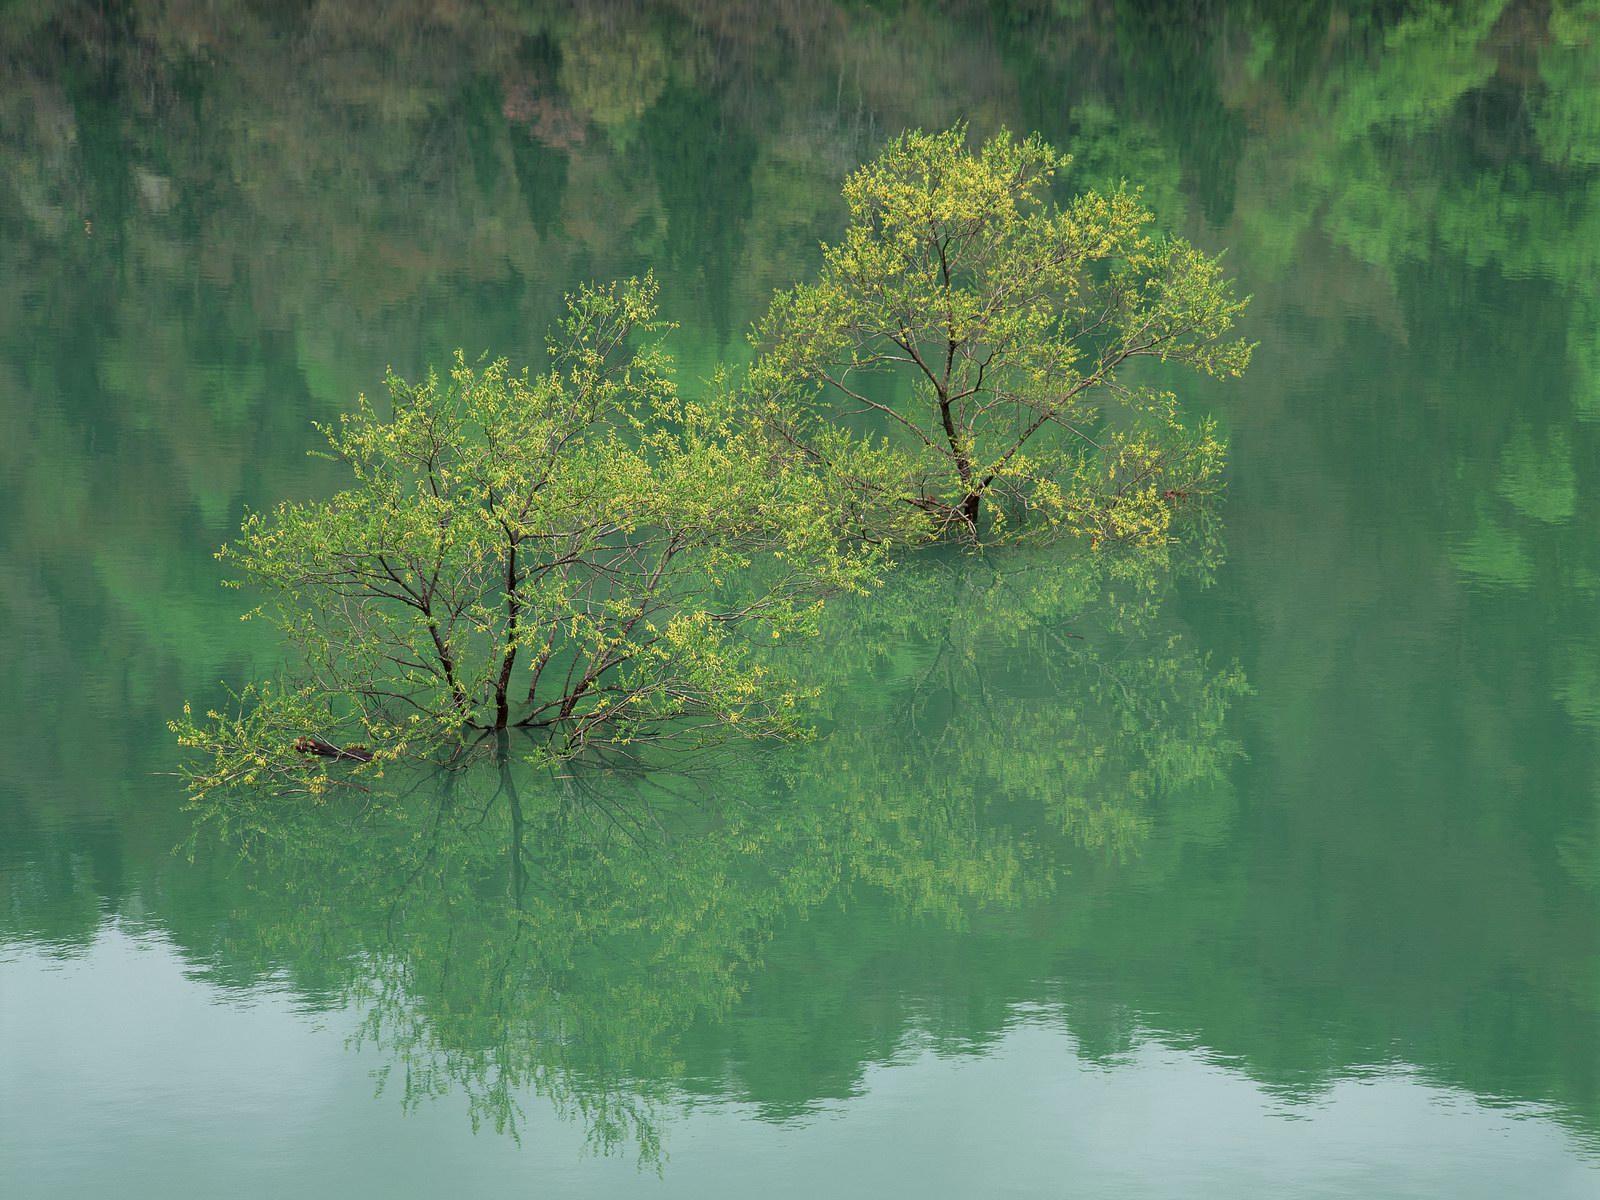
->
[792,524,1244,921]
[178,532,1241,1157]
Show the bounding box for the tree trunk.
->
[958,490,982,530]
[937,391,980,533]
[494,542,519,730]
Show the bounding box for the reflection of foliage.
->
[1556,776,1600,895]
[559,11,671,144]
[804,526,1244,892]
[643,83,759,341]
[1062,101,1184,228]
[1570,297,1600,420]
[179,532,1245,1155]
[1496,424,1576,524]
[192,759,827,1160]
[1452,506,1536,588]
[1536,2,1600,168]
[1335,0,1508,138]
[1106,0,1245,224]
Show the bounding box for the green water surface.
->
[2,3,1598,1196]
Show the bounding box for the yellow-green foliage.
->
[749,124,1251,546]
[171,277,885,801]
[171,126,1255,802]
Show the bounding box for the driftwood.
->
[293,736,375,763]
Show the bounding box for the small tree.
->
[749,125,1253,544]
[172,276,882,800]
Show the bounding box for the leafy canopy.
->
[750,124,1252,544]
[172,126,1254,801]
[172,276,882,800]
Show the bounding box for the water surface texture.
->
[3,3,1599,1197]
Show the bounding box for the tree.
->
[171,276,883,800]
[748,124,1252,544]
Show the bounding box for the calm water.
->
[3,3,1599,1196]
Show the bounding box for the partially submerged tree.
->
[749,124,1253,544]
[171,128,1256,801]
[172,276,882,800]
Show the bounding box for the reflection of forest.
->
[2,0,1599,1158]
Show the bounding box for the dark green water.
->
[3,3,1599,1196]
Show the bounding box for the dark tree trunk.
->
[494,541,519,730]
[959,490,982,529]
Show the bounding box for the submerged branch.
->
[294,736,376,763]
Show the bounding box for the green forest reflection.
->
[176,536,1240,1157]
[3,0,1599,1168]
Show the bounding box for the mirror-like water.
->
[3,3,1598,1196]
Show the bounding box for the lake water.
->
[3,3,1598,1196]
